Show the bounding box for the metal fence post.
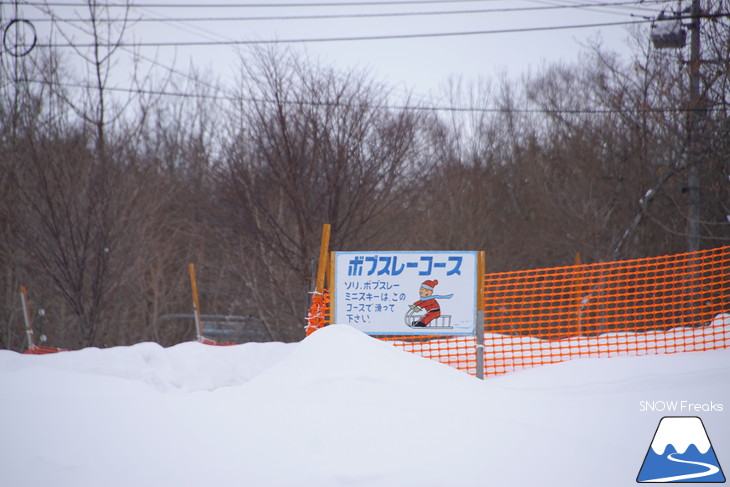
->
[476,251,486,379]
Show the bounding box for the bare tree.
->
[3,1,178,348]
[216,48,423,340]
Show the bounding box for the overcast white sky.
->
[5,1,671,101]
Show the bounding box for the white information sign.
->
[332,251,478,335]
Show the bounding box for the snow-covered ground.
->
[1,324,728,487]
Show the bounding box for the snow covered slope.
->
[1,325,728,486]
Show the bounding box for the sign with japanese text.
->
[332,251,478,335]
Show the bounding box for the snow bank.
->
[0,325,728,487]
[0,340,296,393]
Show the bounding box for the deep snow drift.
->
[1,325,728,486]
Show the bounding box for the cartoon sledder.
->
[405,279,453,329]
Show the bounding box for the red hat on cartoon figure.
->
[420,279,438,290]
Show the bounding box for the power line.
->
[34,18,653,48]
[22,1,664,23]
[21,78,720,115]
[16,1,724,112]
[29,11,729,50]
[17,0,548,8]
[525,0,647,15]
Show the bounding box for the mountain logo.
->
[637,416,725,483]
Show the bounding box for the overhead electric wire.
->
[524,0,653,17]
[14,0,230,99]
[18,0,667,55]
[34,18,653,48]
[28,10,728,50]
[22,78,720,115]
[526,0,644,16]
[13,0,724,116]
[17,0,560,8]
[21,0,664,23]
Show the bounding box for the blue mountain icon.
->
[637,417,725,483]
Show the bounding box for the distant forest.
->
[1,1,728,350]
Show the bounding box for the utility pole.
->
[649,1,703,251]
[686,0,703,251]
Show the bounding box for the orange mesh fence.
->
[23,345,67,355]
[197,337,236,346]
[306,291,330,336]
[481,246,730,375]
[308,246,730,377]
[380,334,479,375]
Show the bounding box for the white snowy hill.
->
[1,325,728,487]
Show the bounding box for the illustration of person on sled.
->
[408,279,453,328]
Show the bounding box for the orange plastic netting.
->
[22,345,67,354]
[306,290,330,337]
[479,246,730,375]
[307,246,730,376]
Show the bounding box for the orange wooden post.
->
[306,224,332,336]
[188,263,203,341]
[315,224,331,293]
